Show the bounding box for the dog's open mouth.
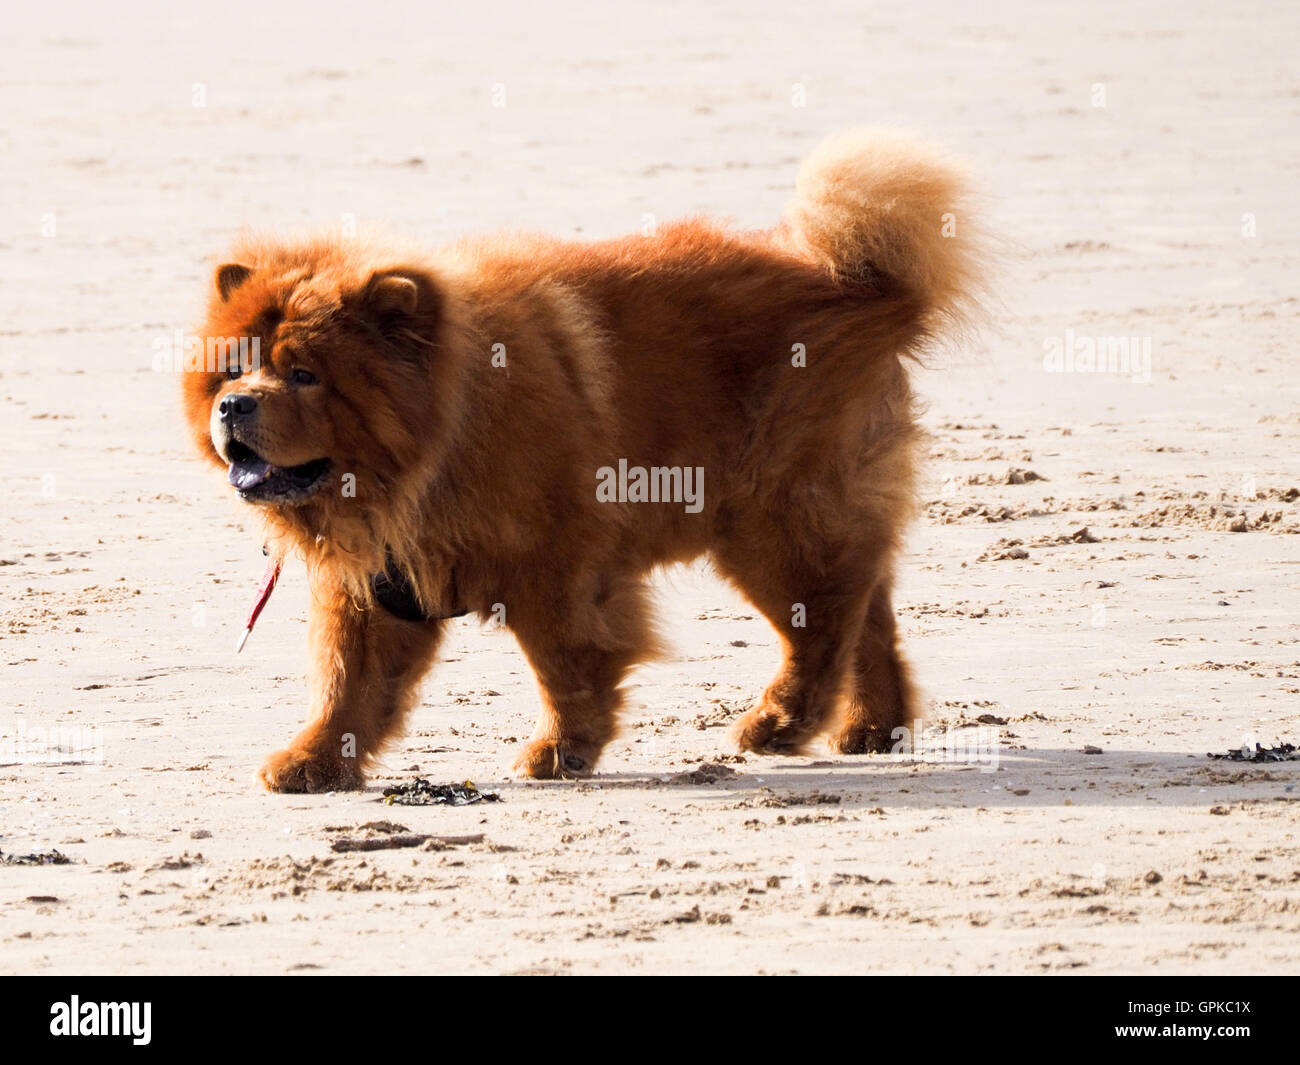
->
[226,442,331,504]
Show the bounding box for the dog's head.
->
[182,238,465,565]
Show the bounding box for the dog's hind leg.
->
[827,579,917,754]
[714,530,875,756]
[508,571,658,779]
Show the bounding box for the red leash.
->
[236,556,282,653]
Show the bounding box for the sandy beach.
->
[1,0,1297,973]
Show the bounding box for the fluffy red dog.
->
[183,129,982,792]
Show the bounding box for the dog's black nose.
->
[219,393,257,421]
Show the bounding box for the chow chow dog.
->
[183,129,982,792]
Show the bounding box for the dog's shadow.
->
[371,747,1296,811]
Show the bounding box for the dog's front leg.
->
[258,576,445,793]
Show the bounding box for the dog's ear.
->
[364,271,421,317]
[216,263,253,301]
[356,268,441,331]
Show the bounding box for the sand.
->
[1,0,1297,974]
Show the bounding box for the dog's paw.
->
[828,721,907,755]
[734,705,813,756]
[512,738,598,780]
[258,747,362,793]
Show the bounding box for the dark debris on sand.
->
[381,779,501,807]
[1,849,73,866]
[671,761,739,785]
[1208,742,1298,763]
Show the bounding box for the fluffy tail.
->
[781,128,983,335]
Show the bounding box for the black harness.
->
[370,555,468,623]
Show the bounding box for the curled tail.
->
[780,128,984,336]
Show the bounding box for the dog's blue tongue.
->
[229,457,275,490]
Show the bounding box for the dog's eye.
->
[290,368,318,386]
